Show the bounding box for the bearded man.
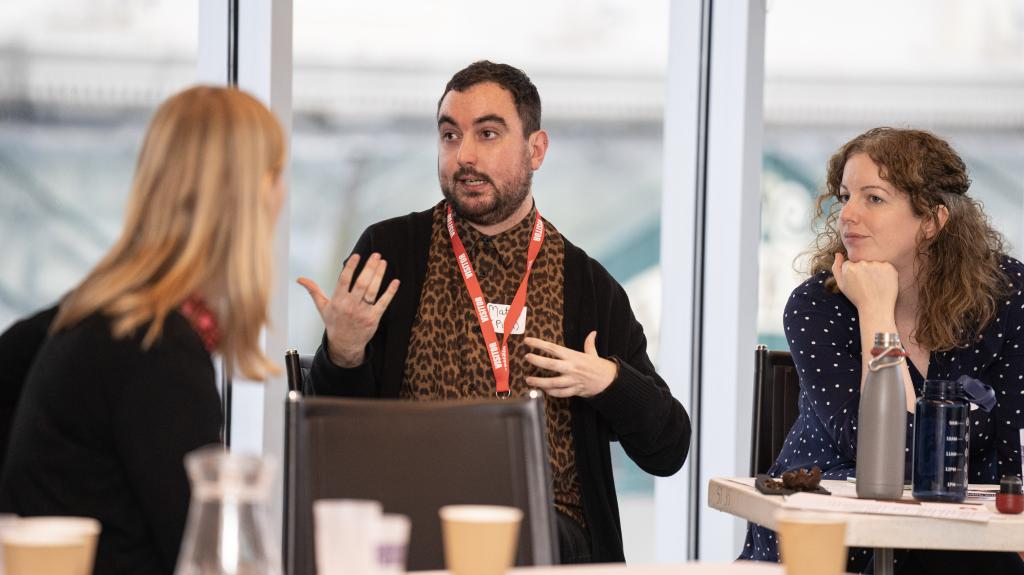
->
[299,60,691,564]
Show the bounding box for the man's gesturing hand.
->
[523,331,618,398]
[297,253,400,368]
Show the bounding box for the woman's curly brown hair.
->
[809,127,1008,351]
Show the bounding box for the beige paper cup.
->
[2,516,101,575]
[439,505,523,575]
[0,514,20,570]
[775,511,846,575]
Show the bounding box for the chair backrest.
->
[749,345,801,476]
[284,349,313,393]
[283,392,557,574]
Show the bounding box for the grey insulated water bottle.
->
[856,332,908,500]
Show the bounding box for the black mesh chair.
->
[749,344,801,476]
[282,391,558,574]
[284,349,313,393]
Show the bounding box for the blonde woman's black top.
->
[0,310,222,575]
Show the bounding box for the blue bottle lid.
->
[922,379,964,400]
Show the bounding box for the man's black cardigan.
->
[307,208,691,562]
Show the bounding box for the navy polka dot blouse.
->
[740,256,1024,572]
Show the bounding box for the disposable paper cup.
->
[0,514,19,571]
[376,513,411,574]
[313,499,382,575]
[774,510,846,575]
[439,505,523,575]
[2,516,101,575]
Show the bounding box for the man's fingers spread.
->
[336,253,361,293]
[350,253,382,298]
[524,337,569,359]
[373,279,401,311]
[364,259,389,302]
[524,353,564,373]
[296,277,329,310]
[526,376,574,397]
[296,276,319,293]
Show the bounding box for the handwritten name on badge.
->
[488,303,527,335]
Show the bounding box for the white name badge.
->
[488,303,527,335]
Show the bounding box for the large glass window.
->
[759,0,1024,350]
[291,0,669,561]
[0,1,198,329]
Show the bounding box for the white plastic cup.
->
[376,513,411,574]
[313,499,382,575]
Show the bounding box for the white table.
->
[415,561,785,574]
[708,477,1024,575]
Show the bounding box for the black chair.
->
[282,391,558,574]
[0,306,58,473]
[749,344,801,476]
[284,348,313,393]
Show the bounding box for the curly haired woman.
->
[741,128,1024,574]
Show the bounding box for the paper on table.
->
[842,476,997,501]
[782,492,992,523]
[966,488,997,501]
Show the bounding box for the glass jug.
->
[175,446,280,575]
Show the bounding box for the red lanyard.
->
[179,294,221,353]
[446,203,544,396]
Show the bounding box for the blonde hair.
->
[53,86,284,379]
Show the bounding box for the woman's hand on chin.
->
[832,252,899,316]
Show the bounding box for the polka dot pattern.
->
[739,256,1024,572]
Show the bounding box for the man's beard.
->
[440,165,533,227]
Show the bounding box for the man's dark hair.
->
[438,60,542,137]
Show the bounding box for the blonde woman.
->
[0,86,285,575]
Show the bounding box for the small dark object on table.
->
[783,466,822,490]
[755,466,831,496]
[996,475,1023,515]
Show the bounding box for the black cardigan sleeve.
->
[572,250,692,477]
[305,209,432,400]
[306,225,382,398]
[0,305,58,470]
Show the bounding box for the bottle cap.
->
[922,379,964,400]
[1000,475,1023,495]
[872,332,902,348]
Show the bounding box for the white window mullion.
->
[197,0,229,85]
[655,0,707,563]
[698,0,765,561]
[198,0,294,547]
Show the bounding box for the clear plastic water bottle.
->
[912,379,970,502]
[856,332,907,500]
[175,446,280,575]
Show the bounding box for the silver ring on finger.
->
[361,296,375,305]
